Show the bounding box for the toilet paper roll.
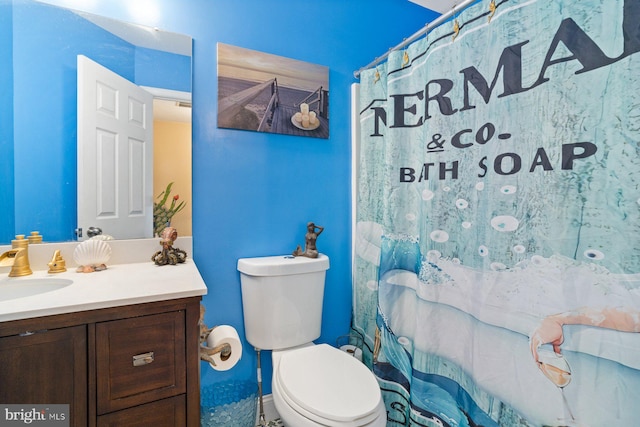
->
[206,325,242,371]
[340,344,363,362]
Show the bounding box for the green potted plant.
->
[153,182,186,237]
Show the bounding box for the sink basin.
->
[0,278,73,302]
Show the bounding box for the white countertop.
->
[0,237,208,322]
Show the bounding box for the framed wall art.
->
[217,43,329,139]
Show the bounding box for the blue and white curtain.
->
[353,0,640,425]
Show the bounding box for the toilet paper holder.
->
[201,330,232,365]
[199,305,232,366]
[336,334,363,358]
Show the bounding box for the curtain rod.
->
[353,0,477,79]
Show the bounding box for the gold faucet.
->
[0,248,32,277]
[0,235,33,277]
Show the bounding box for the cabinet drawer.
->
[96,311,186,414]
[96,395,186,427]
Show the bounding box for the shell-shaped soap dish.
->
[74,239,112,273]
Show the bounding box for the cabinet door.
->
[0,326,88,427]
[96,311,186,414]
[96,395,186,427]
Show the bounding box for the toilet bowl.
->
[272,344,386,427]
[237,254,386,426]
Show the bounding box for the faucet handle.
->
[12,234,29,249]
[28,231,43,244]
[48,250,67,273]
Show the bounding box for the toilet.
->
[238,254,386,427]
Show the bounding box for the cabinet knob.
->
[132,351,155,366]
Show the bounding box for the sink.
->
[0,278,73,302]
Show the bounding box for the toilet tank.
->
[238,254,330,350]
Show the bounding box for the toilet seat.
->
[275,344,382,426]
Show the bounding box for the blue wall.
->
[136,47,191,93]
[21,0,438,395]
[0,1,14,243]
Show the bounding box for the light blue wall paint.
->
[17,0,438,395]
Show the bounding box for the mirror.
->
[0,0,192,244]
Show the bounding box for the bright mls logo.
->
[0,405,69,426]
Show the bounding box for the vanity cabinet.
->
[0,297,201,427]
[0,325,88,424]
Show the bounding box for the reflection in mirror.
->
[0,0,192,244]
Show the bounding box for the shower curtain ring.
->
[402,50,410,67]
[488,0,496,22]
[400,38,410,67]
[452,18,460,41]
[452,3,461,41]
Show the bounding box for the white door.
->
[77,55,153,240]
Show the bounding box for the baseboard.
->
[256,393,279,423]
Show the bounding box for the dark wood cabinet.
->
[0,297,201,427]
[0,325,88,427]
[96,311,186,414]
[96,396,186,427]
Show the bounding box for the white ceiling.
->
[36,0,192,56]
[153,99,191,124]
[75,11,192,56]
[409,0,460,14]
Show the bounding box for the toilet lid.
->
[277,344,381,423]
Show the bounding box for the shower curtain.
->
[353,0,640,426]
